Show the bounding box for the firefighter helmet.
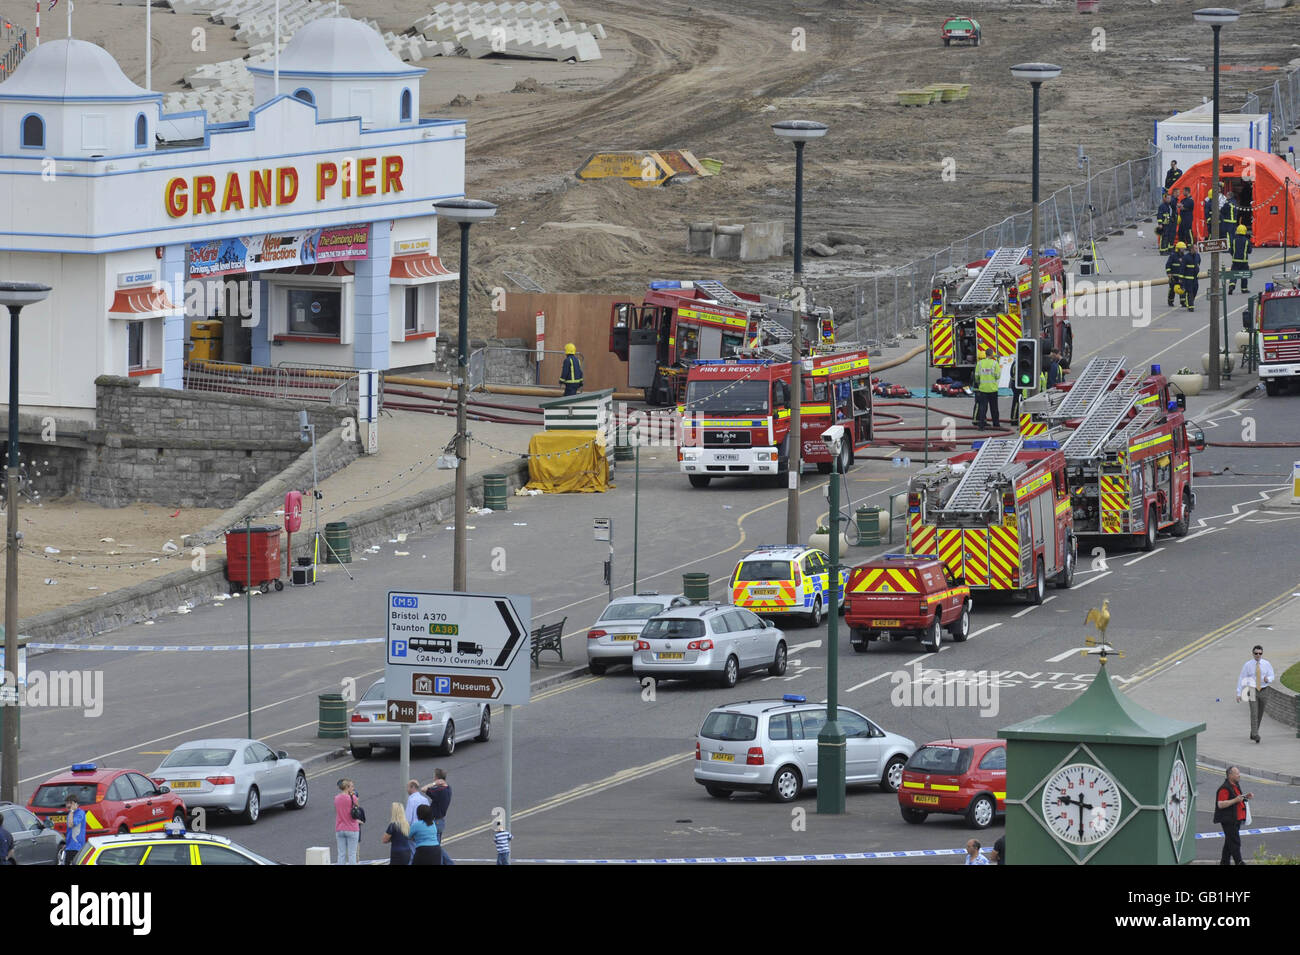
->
[564,343,576,354]
[1236,224,1248,235]
[1176,241,1187,250]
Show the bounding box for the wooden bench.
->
[530,618,566,667]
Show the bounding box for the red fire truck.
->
[929,247,1068,381]
[677,351,873,487]
[609,280,835,405]
[1017,356,1206,549]
[907,436,1076,603]
[1250,277,1300,396]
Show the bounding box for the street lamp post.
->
[434,199,497,594]
[1196,8,1240,392]
[1,280,51,804]
[772,120,827,547]
[1011,63,1062,378]
[816,431,846,814]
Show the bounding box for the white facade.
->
[0,21,466,421]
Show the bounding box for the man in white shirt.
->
[1236,645,1276,743]
[405,778,431,825]
[963,838,989,865]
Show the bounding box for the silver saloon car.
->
[348,678,490,759]
[586,593,691,674]
[632,603,787,688]
[150,738,308,825]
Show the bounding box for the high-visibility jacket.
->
[974,357,1000,393]
[1156,202,1173,233]
[560,354,584,386]
[1177,251,1201,284]
[1230,232,1251,268]
[1220,198,1240,235]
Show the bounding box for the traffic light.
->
[1014,338,1039,391]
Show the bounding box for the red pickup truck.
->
[845,555,971,653]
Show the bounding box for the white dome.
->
[249,18,423,77]
[0,38,154,100]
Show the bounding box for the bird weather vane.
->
[1082,599,1123,660]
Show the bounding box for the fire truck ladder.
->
[1061,373,1146,460]
[941,435,1024,512]
[695,279,747,308]
[1103,406,1161,454]
[1052,356,1127,420]
[699,278,795,348]
[956,246,1030,306]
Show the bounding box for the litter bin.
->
[614,444,634,462]
[318,692,347,738]
[683,572,711,602]
[225,524,282,591]
[323,522,351,564]
[188,319,223,361]
[856,506,882,546]
[483,473,508,511]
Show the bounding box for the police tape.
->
[27,638,383,652]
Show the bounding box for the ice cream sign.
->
[164,155,406,218]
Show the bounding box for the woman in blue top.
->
[381,802,413,865]
[409,802,442,865]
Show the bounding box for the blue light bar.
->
[692,358,772,365]
[884,553,923,560]
[1151,363,1161,376]
[649,280,684,289]
[71,763,97,773]
[1265,282,1275,292]
[971,439,986,450]
[1022,439,1059,450]
[783,694,807,703]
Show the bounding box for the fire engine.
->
[609,279,836,405]
[1249,276,1300,396]
[928,246,1068,382]
[677,351,873,487]
[907,436,1076,604]
[1017,355,1206,549]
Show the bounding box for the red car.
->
[898,739,1005,829]
[27,763,188,846]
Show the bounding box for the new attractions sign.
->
[189,225,370,277]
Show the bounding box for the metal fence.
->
[183,360,383,407]
[469,345,583,390]
[1,29,27,81]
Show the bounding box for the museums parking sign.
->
[386,591,533,706]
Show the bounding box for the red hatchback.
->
[27,763,188,843]
[898,739,1005,829]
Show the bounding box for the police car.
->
[72,821,277,865]
[730,545,847,626]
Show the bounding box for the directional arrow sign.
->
[387,700,418,723]
[386,591,532,705]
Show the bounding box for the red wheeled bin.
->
[225,525,284,592]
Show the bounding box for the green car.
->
[941,17,981,46]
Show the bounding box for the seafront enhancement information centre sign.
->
[385,590,533,706]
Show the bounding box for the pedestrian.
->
[409,802,442,865]
[334,778,362,865]
[1156,192,1175,253]
[382,802,413,866]
[1214,766,1252,865]
[973,347,1001,430]
[1228,224,1252,294]
[494,821,513,866]
[0,816,13,865]
[62,795,87,865]
[405,778,429,826]
[1236,644,1275,742]
[991,835,1005,866]
[560,343,584,396]
[1164,160,1183,192]
[1045,349,1063,388]
[963,838,989,865]
[425,768,454,865]
[1177,188,1195,247]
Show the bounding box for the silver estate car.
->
[150,738,308,825]
[348,678,490,759]
[632,603,787,688]
[587,593,691,674]
[694,696,917,802]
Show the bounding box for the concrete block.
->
[592,23,606,40]
[687,222,714,254]
[738,221,784,261]
[1264,0,1290,8]
[711,224,743,260]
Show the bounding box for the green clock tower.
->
[1000,657,1204,864]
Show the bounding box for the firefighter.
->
[1228,223,1252,294]
[1177,187,1195,247]
[1164,160,1183,192]
[973,347,1001,431]
[1156,192,1175,253]
[1219,184,1240,238]
[1045,348,1063,388]
[1178,244,1202,310]
[1166,242,1186,307]
[559,343,584,395]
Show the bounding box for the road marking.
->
[1175,527,1220,543]
[308,759,358,781]
[1248,514,1300,523]
[1074,570,1112,588]
[1046,647,1095,663]
[967,623,1002,640]
[787,639,823,653]
[532,675,602,701]
[1122,547,1164,565]
[846,672,893,692]
[1012,595,1056,618]
[1224,509,1257,525]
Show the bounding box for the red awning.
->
[391,253,455,281]
[276,262,355,277]
[108,285,178,319]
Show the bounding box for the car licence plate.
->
[169,780,201,789]
[657,652,685,660]
[376,713,385,720]
[750,588,778,597]
[49,814,66,824]
[913,795,940,806]
[710,753,735,762]
[873,619,901,627]
[611,634,636,642]
[715,453,739,461]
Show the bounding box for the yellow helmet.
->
[1174,284,1184,294]
[1236,224,1248,235]
[1175,241,1187,250]
[564,343,576,355]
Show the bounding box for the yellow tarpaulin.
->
[525,430,613,493]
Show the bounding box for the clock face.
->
[1041,762,1123,845]
[1165,758,1191,841]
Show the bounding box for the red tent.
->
[1169,148,1300,247]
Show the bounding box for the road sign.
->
[386,700,417,723]
[593,517,611,542]
[1198,238,1229,253]
[386,590,532,706]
